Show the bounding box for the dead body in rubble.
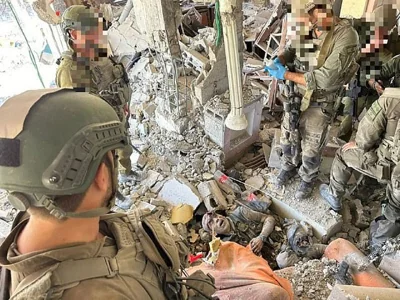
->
[276,219,327,269]
[201,199,276,259]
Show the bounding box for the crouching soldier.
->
[0,89,214,299]
[320,88,400,247]
[202,200,276,258]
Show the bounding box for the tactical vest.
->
[0,209,213,300]
[57,53,132,121]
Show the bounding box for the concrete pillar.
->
[134,0,181,58]
[220,0,248,131]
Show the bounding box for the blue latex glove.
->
[273,57,281,65]
[264,60,287,80]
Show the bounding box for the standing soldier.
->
[320,88,400,247]
[265,0,360,199]
[55,5,135,206]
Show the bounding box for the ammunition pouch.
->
[377,160,393,182]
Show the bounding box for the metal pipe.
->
[118,0,133,25]
[220,0,247,131]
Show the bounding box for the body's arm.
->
[259,215,275,240]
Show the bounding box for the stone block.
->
[328,285,400,300]
[155,108,188,134]
[197,180,228,211]
[158,177,202,209]
[203,95,264,167]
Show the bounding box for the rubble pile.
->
[278,258,339,300]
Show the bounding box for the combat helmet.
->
[61,5,103,48]
[304,0,342,16]
[0,89,128,219]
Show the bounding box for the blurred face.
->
[209,214,232,235]
[361,27,390,54]
[70,19,108,58]
[309,7,333,31]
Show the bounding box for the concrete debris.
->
[159,178,202,209]
[245,175,265,191]
[197,180,229,212]
[278,259,338,300]
[328,284,400,300]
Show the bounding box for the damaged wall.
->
[134,0,182,57]
[194,0,244,105]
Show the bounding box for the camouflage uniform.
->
[0,212,183,299]
[280,19,360,183]
[55,6,133,176]
[226,201,272,246]
[328,88,400,243]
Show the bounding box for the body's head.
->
[0,89,128,221]
[202,212,232,235]
[61,5,108,59]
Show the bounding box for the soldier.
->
[357,5,399,112]
[0,89,213,299]
[55,5,135,206]
[201,200,275,258]
[337,4,400,141]
[320,88,400,246]
[265,0,360,199]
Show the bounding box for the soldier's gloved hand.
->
[264,60,286,80]
[250,237,264,255]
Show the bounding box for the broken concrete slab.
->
[158,177,202,209]
[197,180,228,211]
[155,107,189,134]
[266,180,343,240]
[327,284,400,300]
[140,170,162,189]
[268,129,281,169]
[379,250,400,284]
[262,143,271,165]
[245,175,265,191]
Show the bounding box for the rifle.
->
[346,78,361,120]
[284,63,302,155]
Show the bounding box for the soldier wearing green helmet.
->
[55,5,135,208]
[0,89,209,299]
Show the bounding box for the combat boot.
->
[275,169,297,188]
[116,191,134,210]
[118,170,141,184]
[295,180,314,200]
[319,184,341,211]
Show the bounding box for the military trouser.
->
[337,96,353,141]
[328,147,400,223]
[280,105,331,182]
[118,113,133,175]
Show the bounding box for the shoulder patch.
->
[366,100,382,121]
